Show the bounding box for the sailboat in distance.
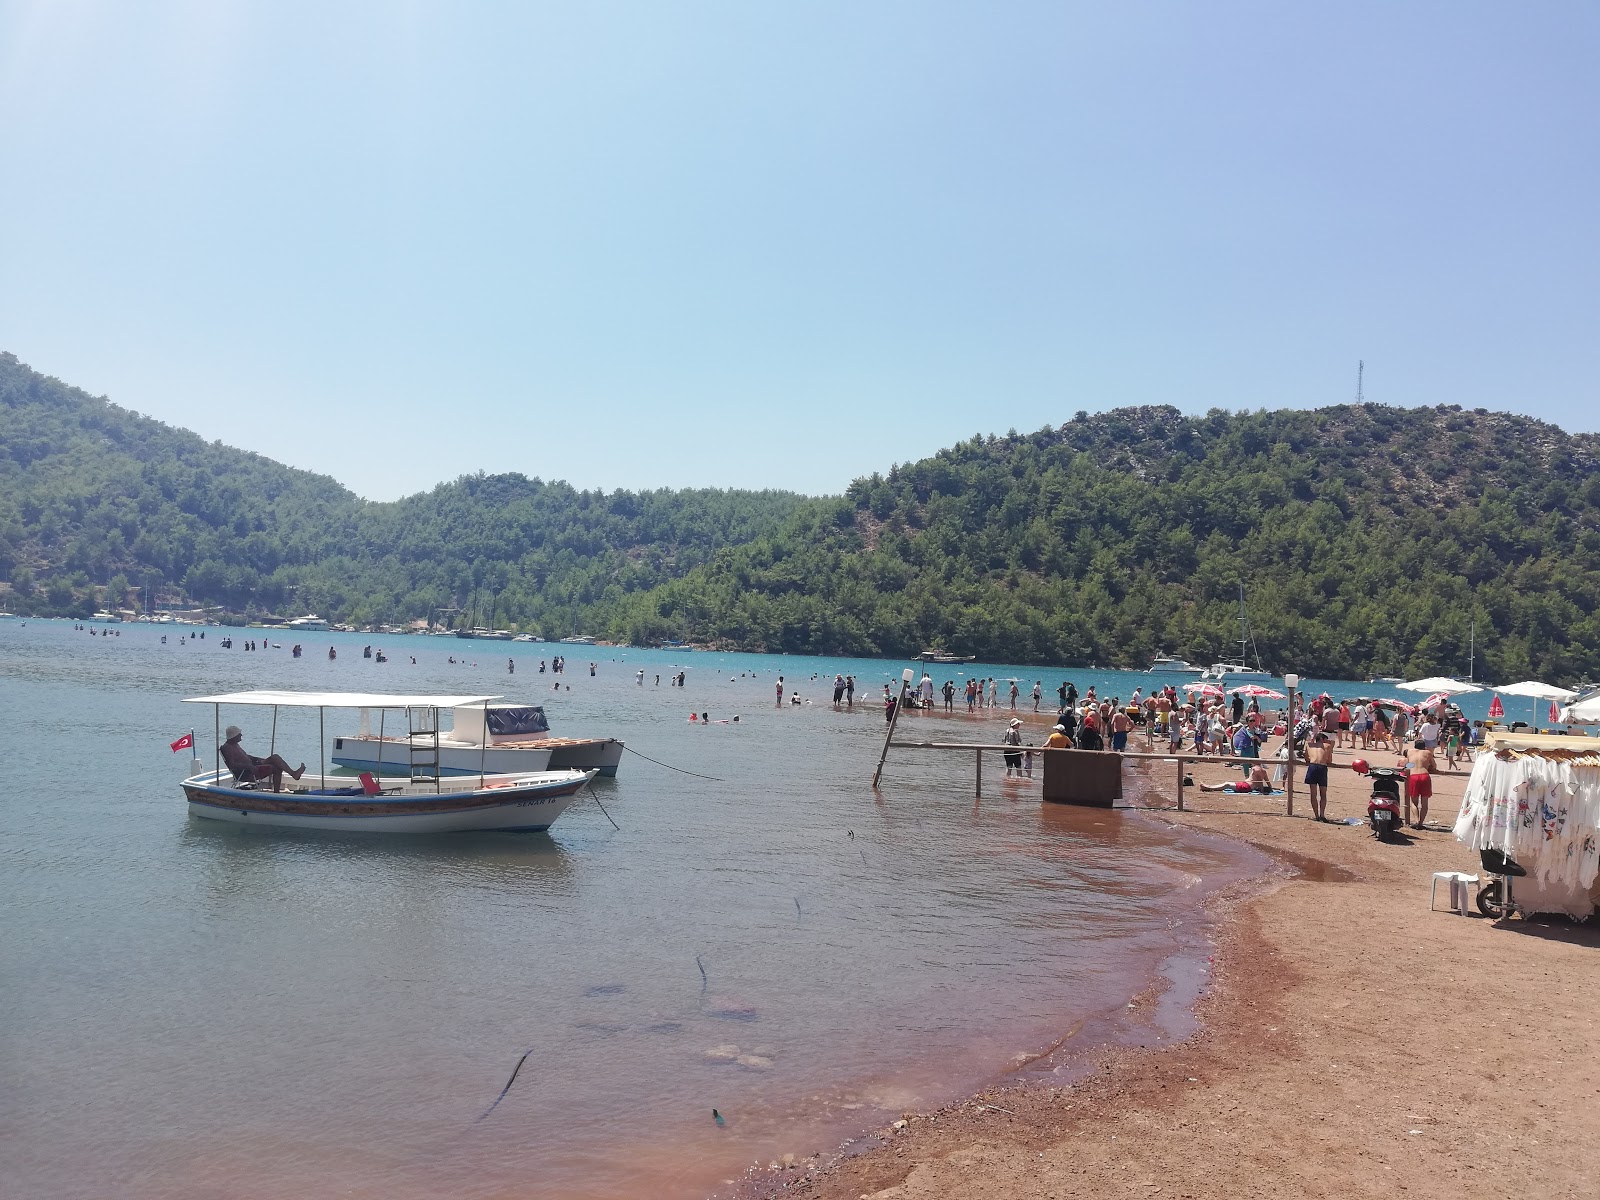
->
[1199,585,1275,681]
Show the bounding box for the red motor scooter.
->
[1354,760,1405,841]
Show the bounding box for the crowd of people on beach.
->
[923,675,1492,824]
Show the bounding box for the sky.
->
[1,2,1596,501]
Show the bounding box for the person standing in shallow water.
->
[845,675,855,708]
[776,676,784,706]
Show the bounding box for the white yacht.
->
[1148,652,1203,674]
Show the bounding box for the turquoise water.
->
[3,620,1288,1198]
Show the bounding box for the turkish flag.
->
[169,732,194,753]
[1487,695,1504,719]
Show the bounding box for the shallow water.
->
[2,622,1287,1198]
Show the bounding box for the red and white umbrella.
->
[1419,691,1454,711]
[1183,682,1225,697]
[1230,684,1286,699]
[1487,694,1504,719]
[1550,699,1562,724]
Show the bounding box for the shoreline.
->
[756,749,1600,1200]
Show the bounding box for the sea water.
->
[2,621,1311,1199]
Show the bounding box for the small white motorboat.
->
[1148,651,1203,673]
[330,702,624,778]
[180,689,596,833]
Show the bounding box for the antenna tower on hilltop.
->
[1356,360,1365,404]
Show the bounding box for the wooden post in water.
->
[1176,755,1185,812]
[871,668,916,789]
[975,748,982,798]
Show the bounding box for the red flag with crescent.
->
[169,732,194,752]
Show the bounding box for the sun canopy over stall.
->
[184,690,502,709]
[1561,687,1600,725]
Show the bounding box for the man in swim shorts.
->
[1110,706,1131,751]
[1405,739,1436,828]
[1304,734,1334,822]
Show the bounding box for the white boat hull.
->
[181,769,593,833]
[330,734,623,778]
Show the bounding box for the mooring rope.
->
[621,744,724,782]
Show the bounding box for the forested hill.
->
[609,404,1600,681]
[4,350,1599,680]
[0,352,806,630]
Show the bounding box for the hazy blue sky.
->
[2,2,1595,500]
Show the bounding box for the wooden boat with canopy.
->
[180,689,595,833]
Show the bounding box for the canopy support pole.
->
[479,700,489,790]
[270,706,278,757]
[320,707,326,790]
[214,705,220,780]
[377,708,385,781]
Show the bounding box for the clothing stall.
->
[1452,731,1600,919]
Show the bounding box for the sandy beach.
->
[766,734,1600,1200]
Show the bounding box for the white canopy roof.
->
[1397,677,1484,694]
[184,689,502,709]
[1493,680,1577,700]
[1562,688,1600,725]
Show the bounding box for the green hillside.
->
[0,352,804,632]
[5,350,1598,681]
[606,405,1600,681]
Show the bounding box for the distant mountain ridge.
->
[0,351,806,632]
[3,351,1597,680]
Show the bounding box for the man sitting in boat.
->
[220,726,306,792]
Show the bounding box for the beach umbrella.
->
[1397,676,1484,695]
[1183,681,1225,697]
[1550,699,1562,724]
[1495,680,1578,701]
[1418,691,1455,711]
[1487,694,1504,719]
[1493,680,1575,727]
[1230,684,1285,699]
[1373,697,1416,711]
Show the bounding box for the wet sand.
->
[766,736,1600,1200]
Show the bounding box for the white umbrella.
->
[1397,676,1484,695]
[1494,680,1577,701]
[1495,680,1577,727]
